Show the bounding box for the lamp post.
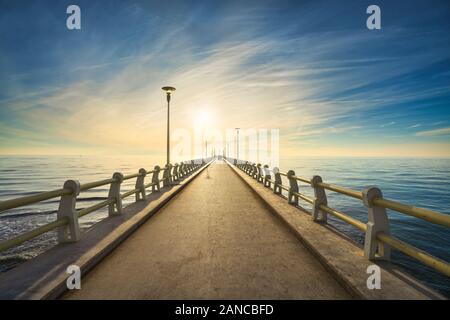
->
[162,86,176,165]
[235,128,240,160]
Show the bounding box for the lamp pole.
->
[162,86,176,165]
[235,128,240,160]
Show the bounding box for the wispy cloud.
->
[416,127,450,137]
[380,122,396,128]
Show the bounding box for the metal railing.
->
[0,158,213,253]
[227,158,450,277]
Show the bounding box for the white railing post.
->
[273,167,282,194]
[57,180,81,243]
[152,166,161,192]
[173,163,179,181]
[135,168,146,201]
[363,186,391,260]
[252,163,257,178]
[287,170,299,205]
[169,164,174,183]
[179,163,184,178]
[108,172,124,216]
[311,175,328,222]
[257,164,263,182]
[163,164,171,187]
[263,165,271,188]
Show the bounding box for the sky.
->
[0,0,450,158]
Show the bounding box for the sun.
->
[198,111,210,123]
[194,110,213,129]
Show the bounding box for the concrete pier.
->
[64,162,350,299]
[0,160,443,300]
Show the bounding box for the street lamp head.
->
[162,86,176,94]
[162,86,176,103]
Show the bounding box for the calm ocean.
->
[0,156,449,296]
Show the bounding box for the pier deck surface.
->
[64,161,351,299]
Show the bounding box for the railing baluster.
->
[363,187,391,260]
[163,164,171,187]
[108,172,124,216]
[151,165,161,192]
[257,163,263,182]
[173,163,179,181]
[57,180,81,243]
[311,175,328,222]
[263,165,271,188]
[273,167,282,194]
[135,168,147,201]
[287,170,299,205]
[169,164,174,183]
[179,162,184,178]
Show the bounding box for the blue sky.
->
[0,0,450,157]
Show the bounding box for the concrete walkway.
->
[64,161,351,299]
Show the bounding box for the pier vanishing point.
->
[0,158,449,300]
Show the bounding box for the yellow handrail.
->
[318,204,367,232]
[0,188,72,213]
[0,218,69,252]
[121,188,140,199]
[377,232,450,277]
[144,182,157,189]
[294,176,311,185]
[78,199,115,218]
[317,182,363,200]
[80,178,116,191]
[293,191,314,204]
[374,198,450,228]
[123,172,141,180]
[312,182,450,228]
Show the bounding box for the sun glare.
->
[194,110,213,128]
